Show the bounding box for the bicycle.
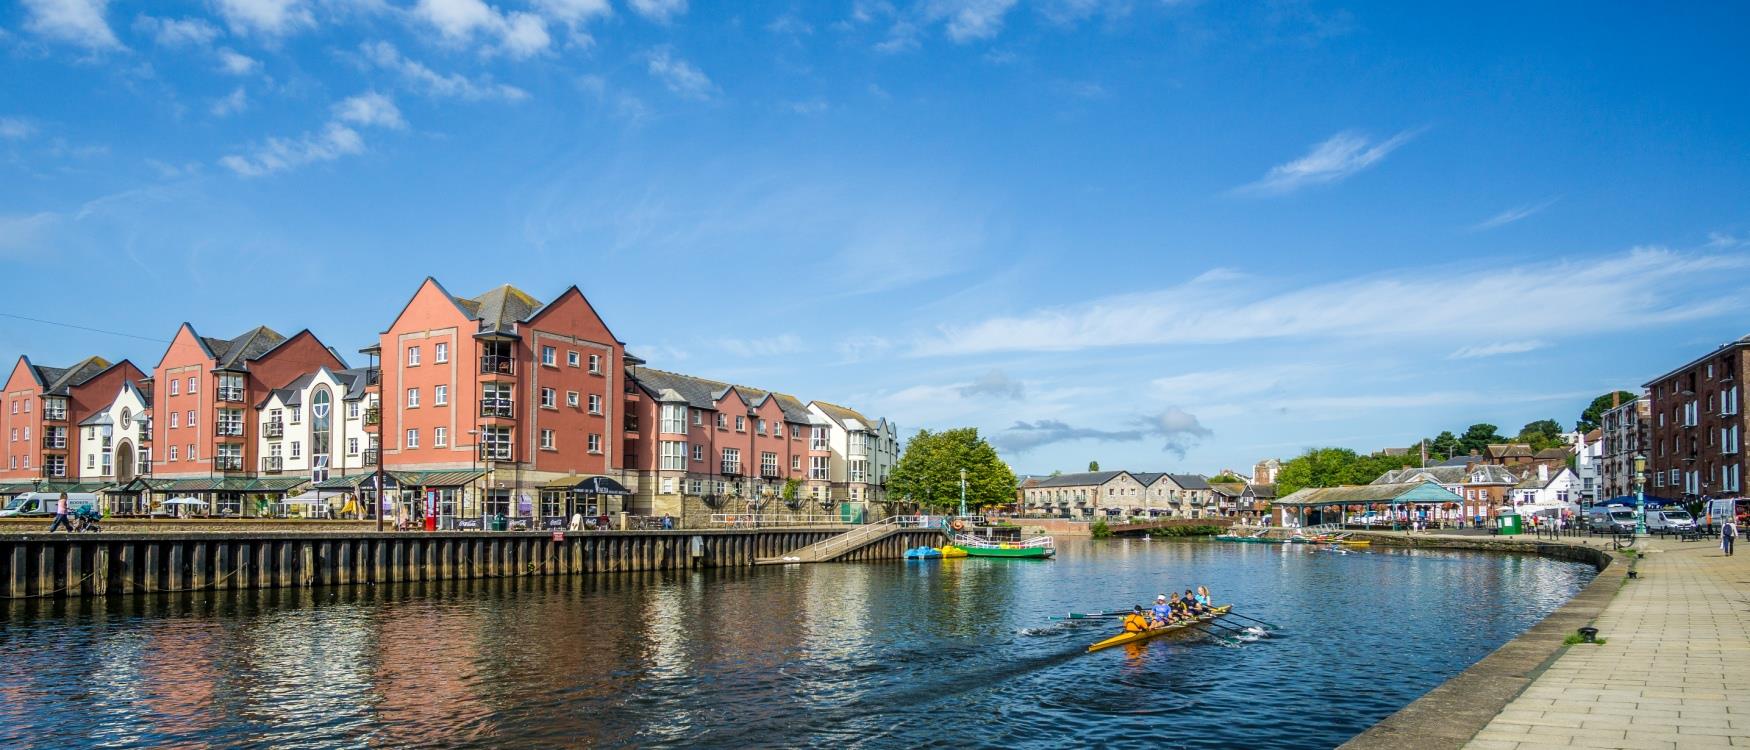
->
[1612,529,1636,550]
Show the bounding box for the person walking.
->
[1722,518,1738,557]
[48,492,73,533]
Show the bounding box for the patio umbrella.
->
[162,497,207,507]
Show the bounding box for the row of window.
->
[166,376,198,396]
[406,386,603,413]
[654,405,819,441]
[398,428,603,454]
[407,343,608,373]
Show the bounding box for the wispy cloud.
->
[719,334,803,357]
[991,408,1212,457]
[217,48,261,75]
[134,15,220,47]
[360,41,529,101]
[646,47,715,100]
[914,248,1750,357]
[928,0,1019,42]
[1471,197,1559,231]
[1448,340,1546,360]
[628,0,687,23]
[958,370,1025,399]
[210,87,249,117]
[1234,129,1421,196]
[219,92,404,177]
[412,0,550,59]
[0,118,36,140]
[213,0,315,37]
[22,0,123,50]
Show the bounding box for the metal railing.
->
[479,399,515,418]
[782,515,936,561]
[42,435,66,449]
[262,456,283,472]
[42,409,67,422]
[214,422,245,437]
[215,456,244,471]
[709,513,853,527]
[479,444,514,462]
[480,355,515,375]
[721,462,742,476]
[263,421,284,437]
[217,385,246,402]
[365,368,381,386]
[364,407,380,425]
[363,448,379,466]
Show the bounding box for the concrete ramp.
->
[758,517,945,564]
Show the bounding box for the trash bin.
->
[1496,513,1522,535]
[491,514,508,532]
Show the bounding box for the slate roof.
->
[79,406,112,427]
[1515,467,1572,490]
[1533,447,1571,460]
[1034,471,1127,488]
[1374,465,1520,486]
[1247,483,1278,499]
[1431,455,1476,467]
[1275,481,1463,507]
[1209,482,1246,498]
[35,356,112,396]
[1131,472,1165,485]
[205,326,287,371]
[1169,473,1211,490]
[1486,443,1535,460]
[458,284,545,335]
[628,367,828,424]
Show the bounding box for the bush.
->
[1148,525,1225,538]
[1091,518,1112,538]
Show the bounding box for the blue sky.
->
[3,0,1748,476]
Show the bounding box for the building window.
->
[716,413,727,428]
[541,429,555,450]
[435,342,448,363]
[692,443,704,461]
[693,411,703,426]
[186,410,195,427]
[290,406,301,423]
[661,404,687,434]
[406,429,419,449]
[756,419,767,436]
[589,354,602,373]
[348,401,359,418]
[290,441,302,459]
[567,391,580,408]
[187,377,197,394]
[434,427,447,447]
[588,394,602,414]
[434,385,448,406]
[793,455,802,471]
[791,425,801,438]
[169,412,179,429]
[169,379,179,396]
[810,456,829,480]
[406,388,419,408]
[169,446,179,461]
[348,437,359,454]
[721,447,741,475]
[588,433,601,453]
[735,416,746,432]
[542,388,557,409]
[568,351,581,367]
[407,346,420,366]
[660,441,686,470]
[761,451,778,476]
[187,444,195,460]
[542,346,556,366]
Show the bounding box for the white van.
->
[1647,508,1697,534]
[1704,498,1741,532]
[1583,504,1637,533]
[0,492,100,517]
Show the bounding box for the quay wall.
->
[1339,533,1623,750]
[0,527,947,600]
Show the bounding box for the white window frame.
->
[568,351,581,368]
[542,346,556,366]
[542,388,557,409]
[169,379,179,396]
[406,429,419,449]
[434,385,448,406]
[434,342,448,363]
[541,429,555,450]
[434,427,448,447]
[407,346,421,366]
[588,394,602,414]
[567,391,580,408]
[589,353,602,373]
[588,433,601,453]
[406,388,419,408]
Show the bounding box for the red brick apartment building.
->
[1644,335,1748,500]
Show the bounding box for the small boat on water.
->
[904,546,941,559]
[939,544,969,558]
[1087,605,1233,652]
[953,533,1056,559]
[1213,534,1285,544]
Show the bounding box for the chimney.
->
[1612,391,1621,408]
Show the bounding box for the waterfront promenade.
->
[1464,536,1750,750]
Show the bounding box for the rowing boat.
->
[953,533,1056,559]
[1086,605,1232,653]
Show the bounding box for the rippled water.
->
[0,538,1592,749]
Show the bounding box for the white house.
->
[807,401,899,507]
[77,380,152,485]
[1513,464,1580,509]
[255,367,376,484]
[1573,429,1603,504]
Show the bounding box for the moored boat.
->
[938,544,969,558]
[1087,605,1232,652]
[904,546,942,559]
[953,533,1056,559]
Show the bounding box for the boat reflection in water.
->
[0,538,1591,749]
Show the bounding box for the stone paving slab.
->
[1456,537,1750,750]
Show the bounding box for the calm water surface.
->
[0,538,1593,749]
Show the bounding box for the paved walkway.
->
[1465,537,1750,750]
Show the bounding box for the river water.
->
[0,538,1593,749]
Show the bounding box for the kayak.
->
[1087,605,1232,653]
[1213,535,1285,544]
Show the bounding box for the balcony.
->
[42,409,67,423]
[139,460,152,475]
[215,423,245,438]
[216,385,246,402]
[478,444,514,462]
[480,355,515,376]
[215,455,245,472]
[262,456,283,473]
[138,429,151,443]
[721,461,742,476]
[42,435,66,450]
[264,421,284,438]
[365,368,381,386]
[479,399,515,419]
[364,407,380,426]
[363,448,379,466]
[810,441,829,452]
[761,466,781,479]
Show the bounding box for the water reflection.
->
[0,539,1592,749]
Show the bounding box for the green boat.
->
[953,534,1056,559]
[1213,534,1285,544]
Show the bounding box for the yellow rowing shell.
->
[1087,606,1232,653]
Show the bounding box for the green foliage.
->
[1275,447,1419,496]
[1427,431,1460,460]
[1457,423,1505,455]
[1577,391,1637,432]
[1562,634,1608,646]
[1049,469,1063,477]
[887,428,1017,511]
[1088,460,1100,472]
[1208,473,1245,484]
[781,478,801,501]
[1146,525,1225,538]
[1090,518,1113,538]
[1515,419,1568,451]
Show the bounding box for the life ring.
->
[949,519,966,532]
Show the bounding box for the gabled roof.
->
[1276,480,1464,507]
[628,367,830,425]
[1485,443,1535,460]
[256,366,372,408]
[1034,471,1128,488]
[1515,466,1574,490]
[1247,483,1277,499]
[79,406,113,426]
[811,401,872,431]
[37,355,112,395]
[1169,473,1210,490]
[1374,464,1520,486]
[205,326,287,371]
[1533,447,1570,460]
[1131,472,1165,485]
[462,284,545,335]
[771,393,814,424]
[1208,482,1246,497]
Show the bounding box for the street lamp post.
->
[958,468,967,519]
[1633,453,1648,537]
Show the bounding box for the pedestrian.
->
[48,492,73,533]
[1722,518,1738,557]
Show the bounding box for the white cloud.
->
[333,92,406,129]
[0,118,36,140]
[212,0,314,37]
[216,47,261,75]
[718,334,803,357]
[134,15,221,47]
[1150,369,1299,403]
[22,0,123,50]
[219,92,404,177]
[646,47,715,100]
[1471,197,1559,231]
[927,0,1017,42]
[873,20,920,53]
[958,370,1025,399]
[413,0,551,58]
[767,13,813,35]
[210,86,249,117]
[628,0,687,23]
[914,248,1750,356]
[990,408,1212,457]
[534,0,611,25]
[1235,129,1420,196]
[360,41,529,101]
[1448,340,1546,360]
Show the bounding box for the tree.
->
[1456,423,1505,456]
[1427,431,1460,460]
[1277,447,1419,496]
[1576,391,1637,432]
[1208,473,1245,484]
[1515,419,1567,451]
[887,428,1017,511]
[1088,460,1100,472]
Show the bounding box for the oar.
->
[1224,611,1280,630]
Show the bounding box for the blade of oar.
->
[1224,611,1280,630]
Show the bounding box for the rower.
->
[1122,606,1150,633]
[1195,585,1212,608]
[1168,592,1188,622]
[1184,589,1209,616]
[1150,594,1172,627]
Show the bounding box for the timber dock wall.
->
[0,528,946,600]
